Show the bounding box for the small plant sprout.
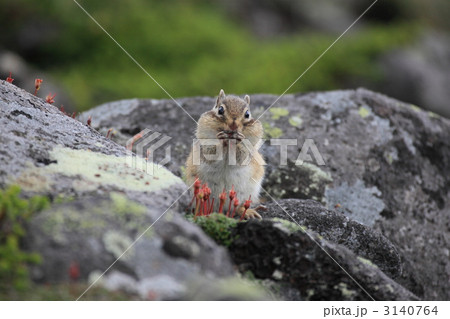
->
[69,261,80,282]
[202,183,211,216]
[106,129,113,139]
[226,185,236,217]
[34,79,43,95]
[187,178,257,221]
[6,72,14,83]
[194,189,204,220]
[126,132,144,151]
[87,116,92,127]
[188,179,202,212]
[239,195,252,221]
[231,197,239,218]
[71,112,77,119]
[45,93,56,104]
[218,189,227,214]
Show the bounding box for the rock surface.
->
[230,219,418,301]
[0,81,237,300]
[81,88,450,300]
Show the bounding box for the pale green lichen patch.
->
[40,193,153,243]
[103,230,134,260]
[358,106,371,118]
[301,162,333,200]
[263,122,283,138]
[409,104,422,112]
[269,107,289,120]
[428,111,440,119]
[110,192,146,217]
[357,256,378,269]
[288,115,303,128]
[271,218,306,234]
[17,146,182,193]
[302,162,333,185]
[335,282,357,299]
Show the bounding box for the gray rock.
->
[261,199,422,297]
[0,80,236,300]
[81,88,450,300]
[229,219,418,301]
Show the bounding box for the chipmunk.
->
[185,89,265,219]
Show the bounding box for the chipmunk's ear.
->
[244,94,250,105]
[216,89,225,107]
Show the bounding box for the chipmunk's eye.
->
[245,110,250,118]
[218,106,225,115]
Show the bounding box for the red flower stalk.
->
[126,132,143,150]
[231,197,239,218]
[34,78,43,95]
[188,178,202,212]
[72,112,77,119]
[106,128,113,139]
[239,195,252,221]
[60,106,65,114]
[208,198,215,215]
[194,190,204,219]
[218,188,227,214]
[6,72,14,83]
[87,116,92,127]
[202,184,211,216]
[226,185,236,217]
[45,93,56,104]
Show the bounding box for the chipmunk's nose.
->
[229,120,238,131]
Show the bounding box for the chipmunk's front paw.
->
[242,208,262,220]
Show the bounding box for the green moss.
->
[15,146,182,193]
[0,186,49,292]
[288,115,303,128]
[187,213,238,247]
[269,107,289,120]
[358,106,371,118]
[263,122,283,139]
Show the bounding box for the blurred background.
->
[0,0,449,117]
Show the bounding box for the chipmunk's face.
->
[196,89,263,144]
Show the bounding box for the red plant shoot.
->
[34,78,43,95]
[194,189,204,220]
[6,72,14,83]
[188,178,202,212]
[218,188,227,214]
[69,261,80,281]
[239,195,252,221]
[87,116,92,127]
[45,93,56,104]
[231,197,239,218]
[226,185,236,217]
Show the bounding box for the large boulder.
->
[0,81,239,300]
[81,88,450,300]
[230,218,418,301]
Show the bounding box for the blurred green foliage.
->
[1,0,418,110]
[0,186,49,292]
